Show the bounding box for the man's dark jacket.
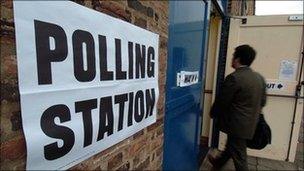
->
[211,67,266,139]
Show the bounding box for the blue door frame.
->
[209,0,229,148]
[212,0,228,16]
[163,1,210,170]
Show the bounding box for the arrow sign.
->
[266,81,285,91]
[277,84,283,89]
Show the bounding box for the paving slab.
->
[248,156,257,166]
[200,149,300,171]
[248,163,257,171]
[257,157,298,170]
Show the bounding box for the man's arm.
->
[210,74,238,118]
[261,76,267,107]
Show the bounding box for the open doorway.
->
[199,3,223,163]
[201,4,222,147]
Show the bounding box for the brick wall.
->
[0,0,168,170]
[228,0,255,16]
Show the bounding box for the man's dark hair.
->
[233,44,256,66]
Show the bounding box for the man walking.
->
[209,45,266,171]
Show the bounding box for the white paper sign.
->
[266,81,285,91]
[13,1,159,170]
[279,60,297,81]
[178,71,199,87]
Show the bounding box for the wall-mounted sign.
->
[279,59,297,81]
[288,15,303,21]
[177,71,199,87]
[14,1,159,170]
[266,80,285,91]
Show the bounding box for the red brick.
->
[117,161,130,171]
[151,152,155,162]
[159,36,167,49]
[133,129,144,140]
[108,152,123,170]
[93,166,102,171]
[127,0,154,18]
[149,130,156,141]
[134,156,150,170]
[1,19,15,38]
[157,107,164,118]
[155,147,162,157]
[10,110,22,131]
[150,137,163,151]
[134,17,147,29]
[156,125,163,137]
[147,118,163,132]
[70,163,89,170]
[93,1,131,22]
[0,81,20,102]
[0,101,22,142]
[0,0,13,8]
[128,137,147,156]
[0,137,26,161]
[92,137,130,162]
[154,13,159,22]
[12,160,26,170]
[1,55,17,77]
[133,148,145,166]
[0,38,16,59]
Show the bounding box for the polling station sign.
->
[13,1,159,170]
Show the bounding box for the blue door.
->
[163,1,209,170]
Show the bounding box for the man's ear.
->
[235,57,241,64]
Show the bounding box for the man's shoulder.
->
[254,71,266,85]
[251,70,266,81]
[225,72,237,81]
[254,71,265,79]
[227,68,266,83]
[229,69,244,79]
[235,68,262,77]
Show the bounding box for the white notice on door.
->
[279,59,297,81]
[178,71,199,87]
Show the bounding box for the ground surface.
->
[200,149,303,171]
